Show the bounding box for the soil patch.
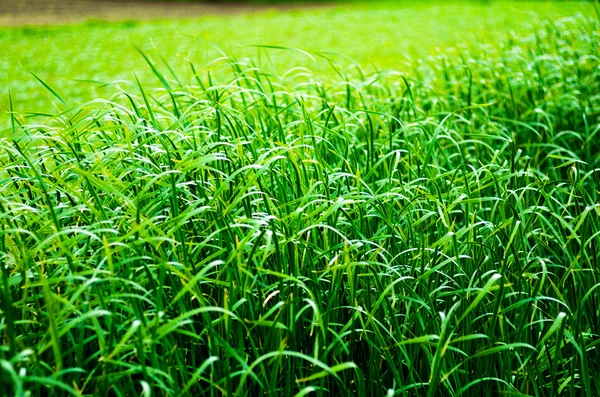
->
[0,0,327,26]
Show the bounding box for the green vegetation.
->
[0,1,594,129]
[1,1,600,396]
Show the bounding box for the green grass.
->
[1,1,600,396]
[0,1,594,129]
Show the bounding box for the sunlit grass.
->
[1,8,600,397]
[0,0,594,128]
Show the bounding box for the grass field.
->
[1,1,600,396]
[0,0,595,128]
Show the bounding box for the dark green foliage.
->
[0,14,599,396]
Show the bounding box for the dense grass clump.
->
[1,14,600,397]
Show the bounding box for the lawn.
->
[1,1,600,396]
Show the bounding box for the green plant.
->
[1,13,599,397]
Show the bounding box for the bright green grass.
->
[0,0,594,128]
[2,2,600,397]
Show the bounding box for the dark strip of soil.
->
[0,0,328,26]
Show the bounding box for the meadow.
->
[0,0,594,127]
[1,1,600,396]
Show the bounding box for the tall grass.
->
[1,13,599,396]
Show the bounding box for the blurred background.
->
[0,0,320,26]
[0,0,594,128]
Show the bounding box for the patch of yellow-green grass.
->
[0,0,594,129]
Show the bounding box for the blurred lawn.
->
[0,1,594,128]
